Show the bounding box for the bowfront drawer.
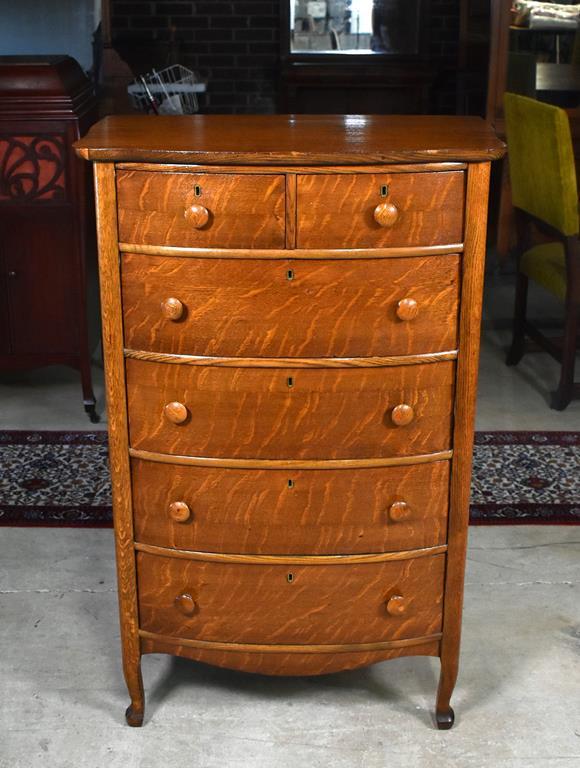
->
[116,171,286,249]
[296,171,465,249]
[136,550,445,644]
[131,459,450,555]
[125,359,455,459]
[121,253,460,358]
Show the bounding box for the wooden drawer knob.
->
[386,595,407,616]
[391,404,414,426]
[388,501,411,522]
[174,593,196,616]
[374,201,399,228]
[161,297,184,321]
[185,203,209,228]
[169,501,192,523]
[164,401,189,425]
[396,298,419,321]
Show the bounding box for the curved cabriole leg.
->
[124,655,145,727]
[435,655,458,730]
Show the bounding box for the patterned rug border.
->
[1,430,579,527]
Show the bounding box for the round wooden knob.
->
[386,595,407,616]
[388,501,411,522]
[169,501,192,523]
[174,593,196,616]
[185,203,209,228]
[374,201,399,228]
[391,404,414,426]
[164,401,189,425]
[161,297,184,321]
[396,298,419,322]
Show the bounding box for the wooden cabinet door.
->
[0,208,78,356]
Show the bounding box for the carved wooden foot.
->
[435,706,455,730]
[125,703,144,727]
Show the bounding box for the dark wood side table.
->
[0,56,99,422]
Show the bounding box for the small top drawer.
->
[116,171,286,249]
[296,171,465,249]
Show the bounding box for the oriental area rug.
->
[0,430,578,527]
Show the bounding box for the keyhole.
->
[194,184,202,197]
[286,269,294,280]
[380,184,389,198]
[287,479,294,489]
[287,573,294,583]
[287,377,294,388]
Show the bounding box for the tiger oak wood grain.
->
[136,550,445,645]
[130,459,450,555]
[139,636,441,676]
[296,172,464,249]
[93,163,144,724]
[125,359,455,460]
[74,114,505,164]
[121,253,461,359]
[79,115,502,727]
[116,171,286,249]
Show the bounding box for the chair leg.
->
[551,300,579,410]
[506,272,529,366]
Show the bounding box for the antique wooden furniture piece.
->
[0,56,98,421]
[76,114,503,728]
[504,93,580,410]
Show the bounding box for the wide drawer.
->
[296,171,465,249]
[116,171,286,249]
[136,550,445,644]
[121,253,460,358]
[126,359,455,459]
[131,459,450,555]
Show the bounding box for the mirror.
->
[289,0,421,55]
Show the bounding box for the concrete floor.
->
[1,526,579,767]
[1,269,580,765]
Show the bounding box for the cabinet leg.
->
[124,655,145,727]
[435,655,457,730]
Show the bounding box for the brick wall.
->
[111,0,463,114]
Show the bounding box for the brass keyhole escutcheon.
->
[194,184,202,196]
[287,377,294,388]
[380,184,389,197]
[287,269,294,281]
[287,479,295,489]
[287,573,294,583]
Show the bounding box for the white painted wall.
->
[0,0,100,73]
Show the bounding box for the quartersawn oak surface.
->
[296,171,464,248]
[136,550,445,644]
[125,359,455,460]
[117,171,286,249]
[121,253,461,358]
[130,459,450,555]
[74,114,505,164]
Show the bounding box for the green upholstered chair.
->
[504,92,580,410]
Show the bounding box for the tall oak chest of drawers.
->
[76,115,504,728]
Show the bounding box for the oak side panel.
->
[438,161,491,711]
[121,253,461,358]
[139,637,441,676]
[116,171,286,249]
[296,171,465,248]
[125,360,456,460]
[93,162,143,712]
[130,459,450,555]
[136,551,445,644]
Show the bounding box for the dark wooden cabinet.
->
[0,56,99,421]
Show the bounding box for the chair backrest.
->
[504,92,579,236]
